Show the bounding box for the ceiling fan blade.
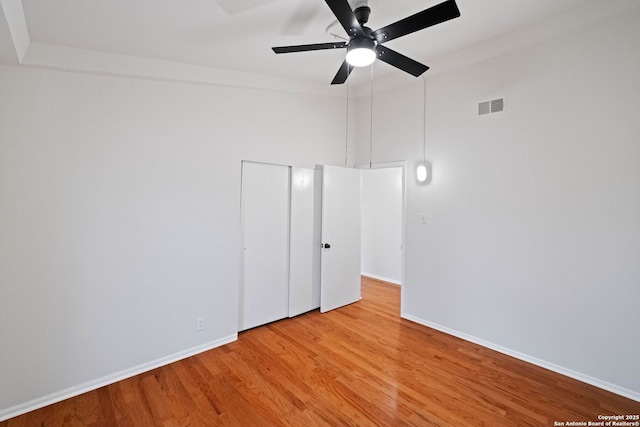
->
[272,42,347,54]
[371,0,460,44]
[375,46,429,77]
[331,60,354,85]
[324,0,365,38]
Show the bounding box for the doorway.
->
[360,163,405,286]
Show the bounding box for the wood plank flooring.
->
[3,276,639,426]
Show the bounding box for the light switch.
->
[419,213,427,224]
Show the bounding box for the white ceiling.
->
[1,0,637,88]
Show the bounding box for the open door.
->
[320,165,361,313]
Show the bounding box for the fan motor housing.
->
[354,6,371,25]
[348,37,375,51]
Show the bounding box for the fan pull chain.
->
[421,75,427,163]
[369,62,374,169]
[345,74,349,167]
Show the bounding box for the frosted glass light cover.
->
[416,164,428,182]
[346,48,376,67]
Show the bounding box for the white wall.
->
[361,167,402,284]
[0,65,351,417]
[356,9,640,399]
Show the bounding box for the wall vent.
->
[478,101,490,115]
[478,98,505,115]
[491,98,504,113]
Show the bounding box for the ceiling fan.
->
[272,0,461,85]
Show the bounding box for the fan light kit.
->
[272,0,461,84]
[346,38,376,67]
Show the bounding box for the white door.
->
[240,162,290,331]
[320,165,361,313]
[288,167,321,317]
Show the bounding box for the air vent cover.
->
[478,101,490,115]
[478,97,505,115]
[491,98,504,113]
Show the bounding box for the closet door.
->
[289,167,321,317]
[239,162,290,331]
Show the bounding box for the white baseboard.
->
[0,334,237,422]
[361,272,401,285]
[401,313,640,403]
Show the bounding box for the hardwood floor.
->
[3,276,639,426]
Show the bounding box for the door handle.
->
[322,243,331,249]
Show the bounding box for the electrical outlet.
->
[196,317,205,331]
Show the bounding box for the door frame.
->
[357,161,407,315]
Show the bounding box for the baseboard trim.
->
[361,273,401,286]
[401,313,640,403]
[0,334,238,422]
